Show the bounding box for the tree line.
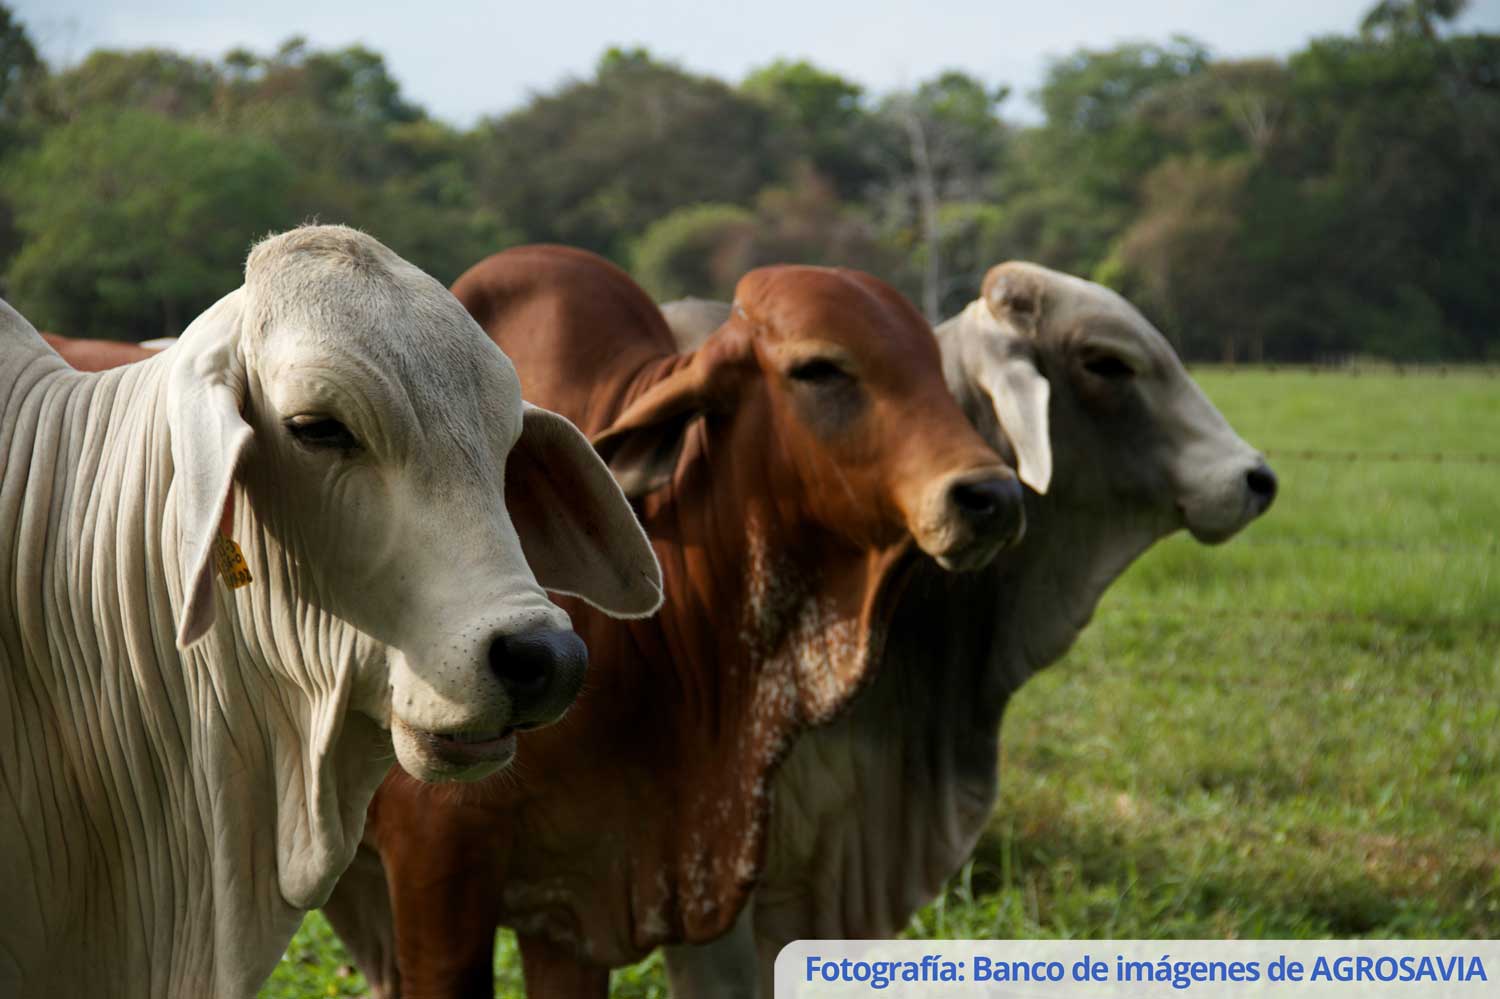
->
[0,0,1494,361]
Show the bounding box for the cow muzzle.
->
[390,624,588,782]
[914,466,1026,571]
[488,627,588,730]
[1180,457,1279,544]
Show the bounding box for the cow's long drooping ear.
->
[979,354,1053,495]
[508,403,664,618]
[166,289,253,649]
[590,331,750,497]
[590,364,711,497]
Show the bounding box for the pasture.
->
[262,367,1500,998]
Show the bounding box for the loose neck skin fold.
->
[0,319,388,999]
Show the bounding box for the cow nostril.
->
[488,633,551,694]
[1246,464,1278,506]
[487,629,588,726]
[949,476,1021,521]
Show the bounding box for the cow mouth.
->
[431,728,518,762]
[932,529,1016,571]
[921,515,1024,572]
[395,717,520,768]
[913,468,1027,571]
[1178,498,1255,545]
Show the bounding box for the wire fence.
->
[1264,447,1500,464]
[1237,534,1497,555]
[1099,437,1499,639]
[1104,601,1500,639]
[1190,363,1500,377]
[1188,445,1499,553]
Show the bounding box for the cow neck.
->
[1,354,211,996]
[982,488,1164,705]
[0,350,387,998]
[642,377,914,735]
[759,450,1168,946]
[521,357,915,959]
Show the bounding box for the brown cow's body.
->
[659,264,1278,997]
[41,333,159,371]
[325,246,1020,997]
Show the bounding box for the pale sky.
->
[14,0,1500,125]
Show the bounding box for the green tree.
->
[928,201,1014,315]
[470,48,778,260]
[631,203,756,301]
[631,169,894,301]
[355,119,515,284]
[1360,0,1470,41]
[1104,156,1253,360]
[214,38,500,283]
[1,11,1494,363]
[0,2,44,290]
[745,166,894,278]
[1135,59,1291,159]
[999,38,1210,277]
[0,2,39,124]
[741,59,880,197]
[38,49,220,122]
[3,109,294,339]
[1269,27,1499,359]
[1097,14,1500,362]
[874,71,1011,318]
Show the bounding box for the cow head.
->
[596,265,1024,571]
[942,261,1275,544]
[165,226,662,792]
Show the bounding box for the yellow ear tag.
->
[212,534,253,590]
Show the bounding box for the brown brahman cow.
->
[321,246,1029,997]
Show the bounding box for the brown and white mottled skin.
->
[0,226,661,999]
[658,262,1278,997]
[322,245,1026,998]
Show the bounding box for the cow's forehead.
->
[256,283,513,396]
[1031,269,1175,359]
[736,266,938,360]
[244,230,523,464]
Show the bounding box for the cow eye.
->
[1082,354,1135,380]
[787,358,852,385]
[286,415,361,451]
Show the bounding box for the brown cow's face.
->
[740,267,1023,568]
[597,266,1024,570]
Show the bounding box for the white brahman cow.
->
[658,262,1277,997]
[0,225,662,998]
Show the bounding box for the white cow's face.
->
[166,226,662,783]
[946,261,1276,544]
[246,327,581,783]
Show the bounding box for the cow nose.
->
[948,474,1025,546]
[488,628,588,729]
[1245,463,1278,512]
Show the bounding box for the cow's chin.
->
[928,532,1011,572]
[917,514,1023,572]
[391,715,517,782]
[1179,493,1260,545]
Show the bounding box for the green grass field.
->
[261,368,1500,998]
